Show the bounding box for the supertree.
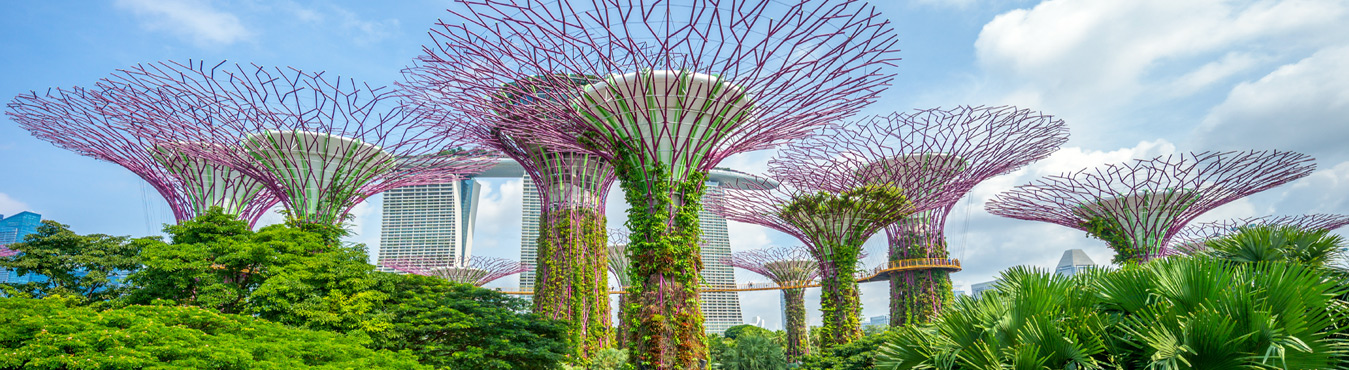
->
[95,60,495,228]
[7,82,279,226]
[774,107,1068,326]
[607,229,633,349]
[986,150,1316,264]
[413,0,898,367]
[723,247,819,360]
[403,74,617,358]
[380,255,530,287]
[1169,214,1349,255]
[715,136,969,347]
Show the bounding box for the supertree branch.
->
[408,73,619,358]
[380,256,530,287]
[723,246,818,360]
[409,1,898,367]
[7,85,280,226]
[714,181,915,348]
[1169,214,1349,255]
[100,60,496,226]
[986,150,1315,264]
[773,107,1068,326]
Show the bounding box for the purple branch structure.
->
[380,255,530,287]
[774,106,1068,326]
[404,73,617,357]
[986,150,1315,263]
[715,120,984,345]
[723,247,819,360]
[1169,214,1349,255]
[412,0,898,366]
[95,60,495,226]
[8,81,279,226]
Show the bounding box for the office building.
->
[377,179,480,270]
[1055,249,1097,277]
[971,280,998,299]
[0,212,43,284]
[864,315,891,328]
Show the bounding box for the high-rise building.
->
[378,179,481,270]
[863,315,891,328]
[1,212,43,284]
[971,280,998,299]
[518,168,760,334]
[1055,249,1097,277]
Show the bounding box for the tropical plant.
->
[0,296,426,369]
[720,333,789,370]
[1204,224,1346,268]
[0,220,146,303]
[876,256,1349,369]
[798,328,899,370]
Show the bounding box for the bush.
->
[797,329,897,370]
[0,297,426,369]
[720,333,788,370]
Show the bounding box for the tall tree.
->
[0,220,143,302]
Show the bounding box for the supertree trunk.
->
[783,287,809,361]
[617,161,708,370]
[888,210,954,326]
[616,293,630,349]
[533,207,610,358]
[817,253,862,346]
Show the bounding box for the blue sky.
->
[3,0,1349,330]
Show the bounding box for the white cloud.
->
[1194,45,1349,162]
[116,0,253,46]
[331,5,400,45]
[973,0,1349,145]
[0,193,30,216]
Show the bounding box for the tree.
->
[0,220,144,303]
[722,324,775,341]
[798,329,899,370]
[720,333,788,370]
[1205,224,1346,268]
[371,274,572,370]
[0,297,426,369]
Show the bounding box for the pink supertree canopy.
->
[380,255,530,287]
[771,106,1068,326]
[98,60,497,225]
[986,150,1316,263]
[7,83,280,226]
[1169,213,1349,255]
[411,1,899,365]
[722,246,818,360]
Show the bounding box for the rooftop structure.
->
[774,106,1068,326]
[98,60,495,226]
[724,247,819,360]
[987,151,1315,263]
[7,76,280,226]
[1170,214,1349,255]
[1055,249,1097,277]
[414,0,898,365]
[380,255,529,287]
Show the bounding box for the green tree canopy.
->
[0,297,426,369]
[719,333,788,370]
[0,220,145,303]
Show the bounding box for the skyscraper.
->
[378,179,481,270]
[1055,249,1097,277]
[0,211,43,284]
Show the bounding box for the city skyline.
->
[4,0,1349,331]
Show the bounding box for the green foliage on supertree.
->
[0,220,146,304]
[534,207,610,361]
[611,150,708,369]
[778,184,910,347]
[0,297,427,369]
[876,256,1349,369]
[719,333,788,370]
[370,274,573,370]
[1079,216,1141,265]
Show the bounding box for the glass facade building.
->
[0,212,43,284]
[377,179,480,270]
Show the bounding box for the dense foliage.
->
[0,297,426,369]
[797,328,898,370]
[888,226,954,326]
[0,220,145,303]
[1203,224,1346,268]
[533,207,610,361]
[877,253,1349,369]
[0,210,574,370]
[719,333,788,370]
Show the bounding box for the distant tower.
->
[0,212,43,284]
[377,178,481,271]
[1054,249,1096,277]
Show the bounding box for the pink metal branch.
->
[986,150,1316,261]
[723,246,820,287]
[95,60,497,224]
[7,84,280,226]
[380,255,531,287]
